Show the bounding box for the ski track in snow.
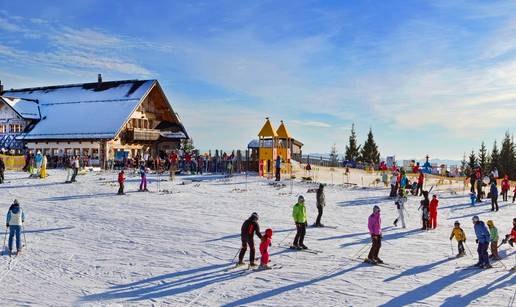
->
[0,170,514,306]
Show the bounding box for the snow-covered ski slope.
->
[0,170,514,306]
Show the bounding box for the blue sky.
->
[0,1,515,160]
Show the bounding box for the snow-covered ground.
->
[0,169,514,306]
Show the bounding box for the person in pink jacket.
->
[366,205,383,264]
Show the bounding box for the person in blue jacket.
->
[275,156,281,182]
[472,215,491,268]
[6,199,25,256]
[490,182,499,211]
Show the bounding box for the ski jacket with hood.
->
[474,221,491,244]
[429,199,439,213]
[368,212,381,236]
[292,203,307,224]
[6,204,25,226]
[450,227,466,241]
[241,218,262,241]
[490,184,498,197]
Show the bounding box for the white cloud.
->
[290,120,331,128]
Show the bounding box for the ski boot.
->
[248,262,258,269]
[375,258,384,264]
[290,244,301,250]
[483,264,493,269]
[300,244,308,250]
[258,264,271,270]
[393,219,398,227]
[364,258,377,265]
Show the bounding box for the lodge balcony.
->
[124,128,161,142]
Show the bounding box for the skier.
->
[275,156,281,181]
[429,195,439,229]
[389,172,398,197]
[259,228,273,269]
[292,195,307,249]
[70,156,79,182]
[0,157,5,184]
[449,221,466,257]
[486,220,500,260]
[469,192,476,206]
[501,175,510,202]
[476,176,483,202]
[490,182,499,211]
[393,188,407,228]
[34,151,43,176]
[416,171,424,196]
[472,215,491,269]
[313,184,325,227]
[117,170,126,195]
[366,205,383,264]
[237,212,262,267]
[138,162,148,192]
[501,218,516,247]
[5,199,25,256]
[40,154,47,178]
[418,191,430,230]
[469,170,476,194]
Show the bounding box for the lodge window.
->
[0,125,5,133]
[92,149,99,159]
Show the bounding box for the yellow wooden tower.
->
[276,120,292,173]
[258,117,278,175]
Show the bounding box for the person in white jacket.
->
[393,189,407,228]
[389,172,398,197]
[6,199,25,256]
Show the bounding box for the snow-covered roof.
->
[0,96,40,119]
[1,80,156,140]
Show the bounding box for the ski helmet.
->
[13,199,19,205]
[487,220,494,227]
[298,195,305,203]
[454,221,460,225]
[472,215,479,223]
[373,205,380,213]
[251,212,259,220]
[265,228,273,237]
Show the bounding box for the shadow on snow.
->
[384,257,455,282]
[0,226,74,235]
[339,228,422,249]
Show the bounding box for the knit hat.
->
[454,221,460,225]
[13,199,19,205]
[265,228,273,237]
[251,212,259,220]
[298,195,305,203]
[373,205,380,213]
[472,216,479,223]
[487,220,494,227]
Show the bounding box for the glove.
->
[449,237,452,241]
[5,224,8,228]
[475,239,478,244]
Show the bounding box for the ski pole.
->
[277,229,295,246]
[22,225,27,248]
[450,240,454,256]
[1,226,7,256]
[351,243,369,259]
[231,248,241,263]
[465,242,473,256]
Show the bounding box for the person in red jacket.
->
[117,170,126,195]
[416,171,425,196]
[259,228,273,269]
[429,195,439,229]
[501,175,510,202]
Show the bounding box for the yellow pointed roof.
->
[258,117,278,137]
[276,120,291,139]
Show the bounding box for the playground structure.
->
[249,118,303,177]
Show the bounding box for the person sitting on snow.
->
[259,228,273,269]
[449,221,466,257]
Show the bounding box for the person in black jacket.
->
[237,212,262,267]
[313,184,325,227]
[0,157,5,184]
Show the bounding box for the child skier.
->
[6,199,25,256]
[259,228,273,269]
[449,221,466,257]
[486,220,500,260]
[470,192,476,206]
[366,205,383,264]
[501,218,516,247]
[419,191,430,230]
[117,170,126,195]
[472,215,491,269]
[393,189,407,228]
[501,176,510,202]
[429,195,439,229]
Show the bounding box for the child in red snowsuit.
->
[259,228,273,269]
[117,170,125,195]
[501,176,510,202]
[429,195,439,229]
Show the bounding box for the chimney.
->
[98,74,102,84]
[0,80,3,93]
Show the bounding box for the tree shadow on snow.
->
[379,269,481,306]
[221,263,365,307]
[336,195,392,207]
[340,228,421,249]
[441,271,515,307]
[204,228,296,243]
[384,257,454,282]
[81,262,241,302]
[0,226,74,235]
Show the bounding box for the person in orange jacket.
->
[117,170,126,195]
[501,175,510,202]
[429,195,439,229]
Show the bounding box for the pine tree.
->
[460,153,468,175]
[489,140,500,173]
[468,150,477,168]
[478,142,488,175]
[345,123,361,162]
[360,128,380,165]
[499,131,514,179]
